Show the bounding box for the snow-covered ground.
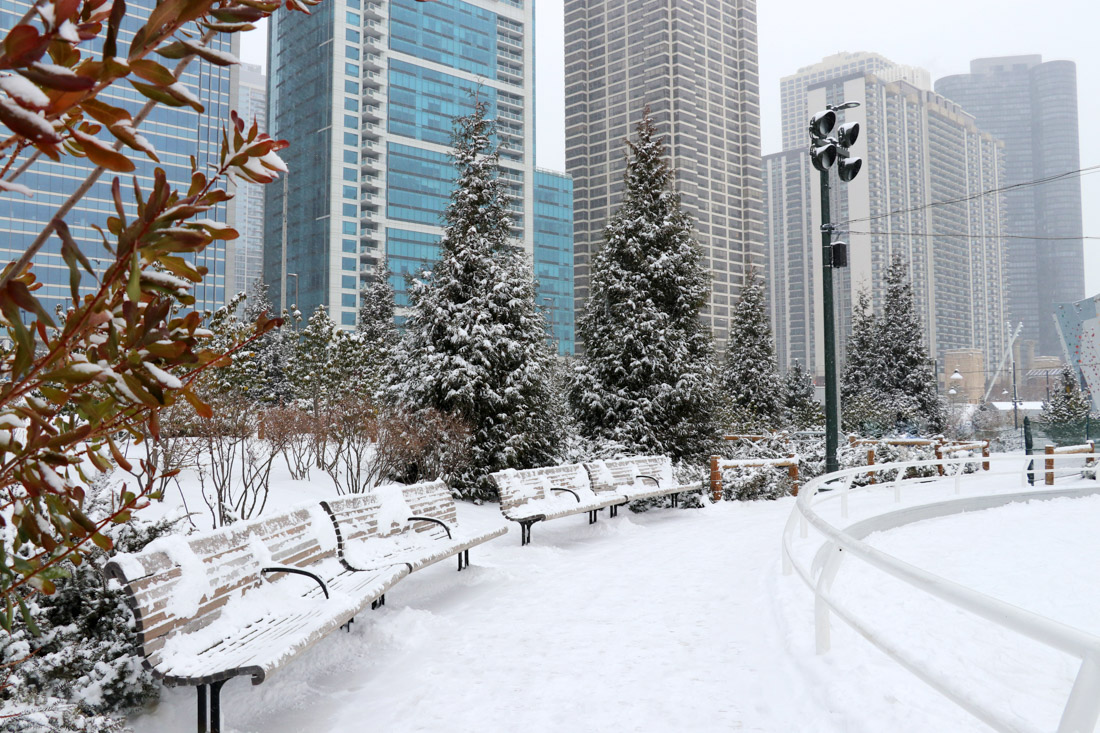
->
[128,462,1100,732]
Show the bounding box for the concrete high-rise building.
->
[936,56,1084,356]
[265,0,574,353]
[762,149,814,373]
[804,72,1008,379]
[0,1,234,314]
[780,51,930,153]
[564,0,763,347]
[230,63,267,299]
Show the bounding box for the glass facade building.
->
[0,0,234,314]
[265,0,574,352]
[936,56,1085,357]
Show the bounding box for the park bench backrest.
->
[322,484,426,554]
[491,463,592,514]
[586,456,674,494]
[402,480,458,534]
[105,506,336,658]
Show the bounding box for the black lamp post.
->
[810,101,863,474]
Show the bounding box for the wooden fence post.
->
[867,448,876,485]
[788,460,800,496]
[709,455,722,502]
[935,443,945,476]
[981,443,990,471]
[1045,445,1055,486]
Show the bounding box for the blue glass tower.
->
[266,0,574,352]
[0,1,234,314]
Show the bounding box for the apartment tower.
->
[564,0,763,347]
[805,72,1008,377]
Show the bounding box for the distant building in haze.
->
[230,62,267,300]
[936,55,1084,356]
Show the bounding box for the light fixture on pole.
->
[810,101,864,475]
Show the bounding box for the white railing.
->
[782,452,1100,733]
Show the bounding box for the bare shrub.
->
[195,393,278,528]
[375,409,471,486]
[317,398,380,495]
[262,405,315,481]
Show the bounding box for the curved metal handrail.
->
[782,452,1100,733]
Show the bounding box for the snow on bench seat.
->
[105,505,405,693]
[489,463,623,544]
[586,455,697,504]
[322,479,506,574]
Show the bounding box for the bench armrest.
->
[261,567,330,599]
[636,474,660,487]
[550,487,580,502]
[408,515,452,539]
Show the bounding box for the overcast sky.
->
[240,0,1098,296]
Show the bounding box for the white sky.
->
[239,0,1099,297]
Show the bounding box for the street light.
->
[949,367,964,438]
[811,101,864,475]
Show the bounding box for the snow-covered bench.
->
[586,455,697,508]
[321,480,507,574]
[490,463,623,545]
[105,505,406,732]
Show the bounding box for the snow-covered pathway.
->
[129,477,1100,733]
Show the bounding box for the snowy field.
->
[128,463,1100,732]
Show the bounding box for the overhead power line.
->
[846,230,1100,242]
[836,163,1100,228]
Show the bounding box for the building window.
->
[342,275,357,289]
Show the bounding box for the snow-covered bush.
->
[1,478,178,729]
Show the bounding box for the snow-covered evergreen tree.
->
[783,360,823,429]
[877,255,942,432]
[356,262,399,398]
[841,289,880,403]
[1040,365,1091,444]
[569,109,719,460]
[286,304,342,409]
[722,267,784,432]
[841,259,942,434]
[387,98,562,499]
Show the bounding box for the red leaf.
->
[3,25,48,66]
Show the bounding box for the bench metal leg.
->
[671,493,679,508]
[588,510,598,524]
[209,680,226,733]
[341,617,355,632]
[197,685,207,733]
[520,521,533,546]
[458,549,470,571]
[372,594,385,610]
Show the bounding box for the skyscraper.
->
[564,0,763,347]
[780,52,930,152]
[804,72,1008,377]
[265,0,574,352]
[230,62,268,299]
[936,56,1084,356]
[762,149,814,374]
[0,1,234,314]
